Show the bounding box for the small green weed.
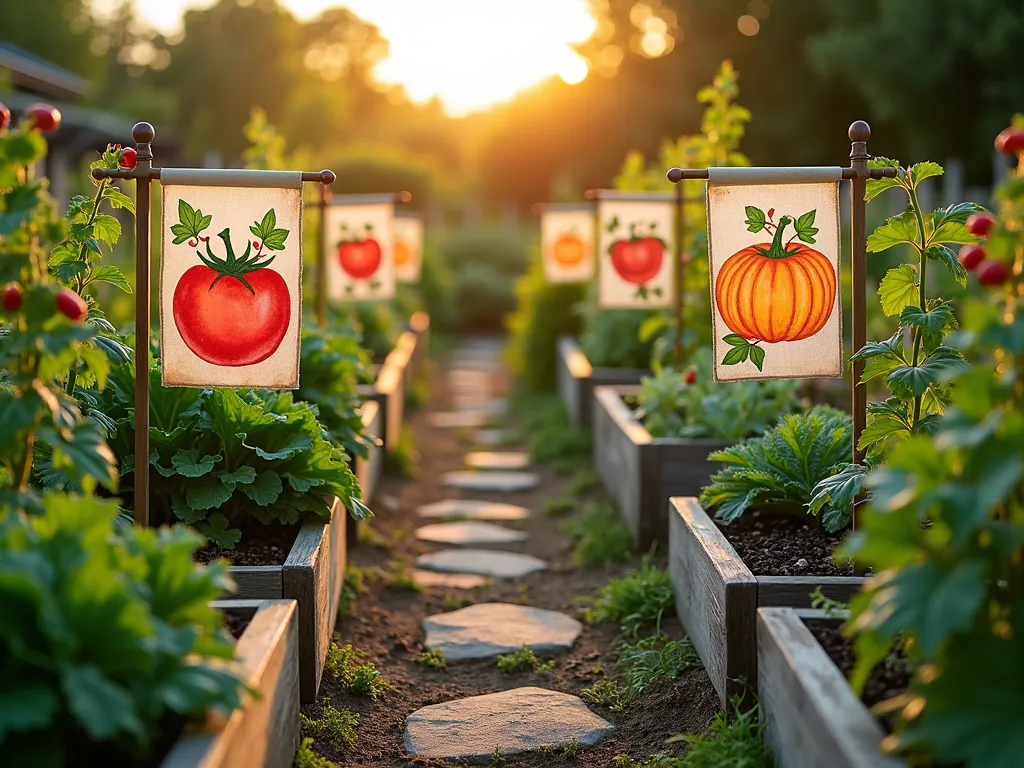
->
[442,593,473,610]
[568,469,599,496]
[581,556,674,636]
[809,587,849,618]
[324,643,391,699]
[618,635,699,700]
[386,424,420,478]
[294,736,335,768]
[358,521,388,549]
[543,495,575,517]
[580,679,626,711]
[385,559,422,593]
[560,501,632,566]
[495,645,556,674]
[562,737,582,758]
[513,582,531,605]
[490,745,506,764]
[514,392,592,468]
[416,649,448,669]
[300,700,359,750]
[338,564,372,617]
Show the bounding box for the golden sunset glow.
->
[134,0,598,116]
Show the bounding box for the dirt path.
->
[302,337,719,767]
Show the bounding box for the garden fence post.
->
[132,122,154,527]
[849,121,871,467]
[316,183,329,327]
[674,179,685,367]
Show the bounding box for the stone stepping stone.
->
[416,499,530,522]
[428,411,492,429]
[451,397,508,415]
[410,569,488,589]
[465,451,529,471]
[473,427,514,447]
[423,603,582,661]
[415,521,527,546]
[404,687,613,760]
[416,549,546,579]
[443,470,539,492]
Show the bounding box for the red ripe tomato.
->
[966,213,995,237]
[0,103,10,131]
[995,128,1024,155]
[173,266,290,366]
[684,369,697,385]
[119,147,137,169]
[337,238,382,280]
[55,289,87,321]
[959,244,986,271]
[26,103,60,132]
[610,237,664,284]
[3,283,23,312]
[977,260,1009,287]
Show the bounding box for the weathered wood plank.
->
[375,332,413,451]
[229,568,283,600]
[669,497,757,706]
[757,607,904,768]
[556,337,647,429]
[162,599,300,768]
[283,521,328,702]
[592,385,647,546]
[757,576,865,608]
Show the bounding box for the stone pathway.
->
[415,499,531,521]
[409,569,489,589]
[415,521,527,545]
[465,451,530,471]
[442,470,539,492]
[404,688,614,760]
[473,427,513,446]
[416,548,547,578]
[423,602,582,660]
[428,410,493,429]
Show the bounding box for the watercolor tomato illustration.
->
[716,206,835,371]
[170,201,291,367]
[552,233,585,266]
[336,221,382,281]
[604,215,668,300]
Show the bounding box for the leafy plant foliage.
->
[0,495,245,764]
[582,556,675,636]
[700,406,853,531]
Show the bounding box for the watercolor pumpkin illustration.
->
[336,221,382,283]
[551,232,585,266]
[170,201,291,367]
[393,237,412,268]
[606,215,667,300]
[715,206,836,371]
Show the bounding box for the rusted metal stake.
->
[673,180,685,368]
[132,122,154,527]
[849,120,871,467]
[317,183,329,327]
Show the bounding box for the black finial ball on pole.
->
[848,120,870,143]
[133,122,155,144]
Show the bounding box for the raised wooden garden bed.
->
[348,397,383,552]
[557,336,648,429]
[668,497,865,705]
[408,311,430,383]
[757,607,904,768]
[374,330,416,452]
[162,599,300,768]
[593,385,732,550]
[226,497,346,703]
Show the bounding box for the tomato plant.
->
[840,132,1024,766]
[169,201,292,367]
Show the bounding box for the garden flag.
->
[539,203,595,283]
[325,196,396,301]
[393,212,424,283]
[706,166,843,382]
[160,169,303,389]
[596,192,675,309]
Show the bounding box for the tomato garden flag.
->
[324,196,396,301]
[596,192,675,308]
[539,203,595,283]
[160,169,303,389]
[393,212,424,283]
[706,166,843,381]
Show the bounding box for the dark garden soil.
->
[806,621,910,713]
[194,522,300,566]
[303,341,720,767]
[715,509,854,576]
[223,611,251,640]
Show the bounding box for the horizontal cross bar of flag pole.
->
[666,166,899,183]
[326,191,412,206]
[92,166,336,184]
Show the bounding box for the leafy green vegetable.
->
[700,406,852,531]
[0,494,245,764]
[98,359,367,547]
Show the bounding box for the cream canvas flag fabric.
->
[540,206,595,283]
[393,213,424,283]
[159,169,303,389]
[706,166,843,382]
[325,200,396,301]
[597,194,675,309]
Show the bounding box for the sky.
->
[128,0,597,116]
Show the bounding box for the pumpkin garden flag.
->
[160,169,303,389]
[596,192,675,309]
[325,197,396,301]
[393,212,424,283]
[706,166,843,381]
[539,203,595,283]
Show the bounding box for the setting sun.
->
[132,0,596,116]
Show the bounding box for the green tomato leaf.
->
[170,449,220,478]
[900,304,954,335]
[867,208,919,253]
[77,345,112,390]
[925,244,968,287]
[909,161,943,186]
[858,414,910,452]
[886,346,968,399]
[103,187,136,214]
[62,665,142,741]
[878,264,919,317]
[89,265,132,293]
[744,206,766,233]
[864,157,904,201]
[92,214,121,246]
[851,330,905,361]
